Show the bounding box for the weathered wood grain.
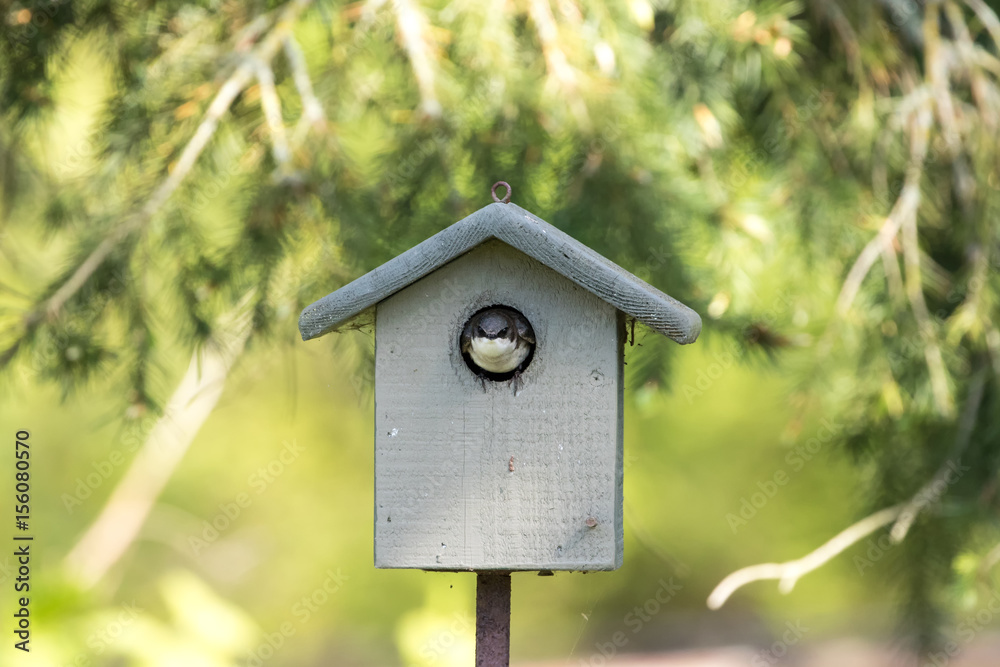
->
[373,241,624,570]
[299,202,701,344]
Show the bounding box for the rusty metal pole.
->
[475,572,511,666]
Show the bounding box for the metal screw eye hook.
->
[491,181,512,203]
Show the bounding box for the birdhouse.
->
[299,185,700,572]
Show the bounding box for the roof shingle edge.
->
[298,202,701,344]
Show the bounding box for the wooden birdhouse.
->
[299,185,701,573]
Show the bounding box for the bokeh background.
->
[2,0,1000,665]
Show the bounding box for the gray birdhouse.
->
[299,188,700,572]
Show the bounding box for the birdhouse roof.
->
[299,202,701,344]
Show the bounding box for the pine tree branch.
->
[833,83,955,414]
[8,0,314,356]
[814,0,862,81]
[880,242,905,304]
[926,4,962,156]
[707,505,906,609]
[63,291,256,589]
[283,36,326,131]
[253,59,291,166]
[962,0,1000,52]
[392,0,442,118]
[890,366,986,541]
[528,0,574,86]
[987,326,1000,377]
[835,209,908,315]
[978,539,1000,580]
[926,3,976,216]
[528,0,589,128]
[901,210,955,417]
[233,11,278,53]
[945,1,1000,133]
[895,54,955,418]
[876,0,924,49]
[835,101,931,316]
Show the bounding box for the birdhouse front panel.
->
[373,240,624,571]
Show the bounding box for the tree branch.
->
[835,100,931,315]
[283,35,326,130]
[709,365,986,609]
[896,82,955,419]
[926,3,976,217]
[836,208,908,315]
[945,1,992,116]
[900,209,955,417]
[879,241,905,304]
[527,0,590,128]
[392,0,442,118]
[814,0,862,81]
[977,539,1000,581]
[987,326,1000,377]
[707,505,906,609]
[962,0,1000,52]
[925,4,962,156]
[876,0,924,49]
[253,59,291,166]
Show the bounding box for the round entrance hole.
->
[459,305,535,382]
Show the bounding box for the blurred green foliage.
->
[2,0,1000,664]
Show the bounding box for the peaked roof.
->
[299,202,701,344]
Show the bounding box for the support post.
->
[475,572,511,666]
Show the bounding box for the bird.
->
[461,306,535,389]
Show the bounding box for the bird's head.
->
[473,310,515,342]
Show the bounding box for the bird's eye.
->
[476,326,486,337]
[498,327,508,337]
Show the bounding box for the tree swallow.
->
[461,306,535,385]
